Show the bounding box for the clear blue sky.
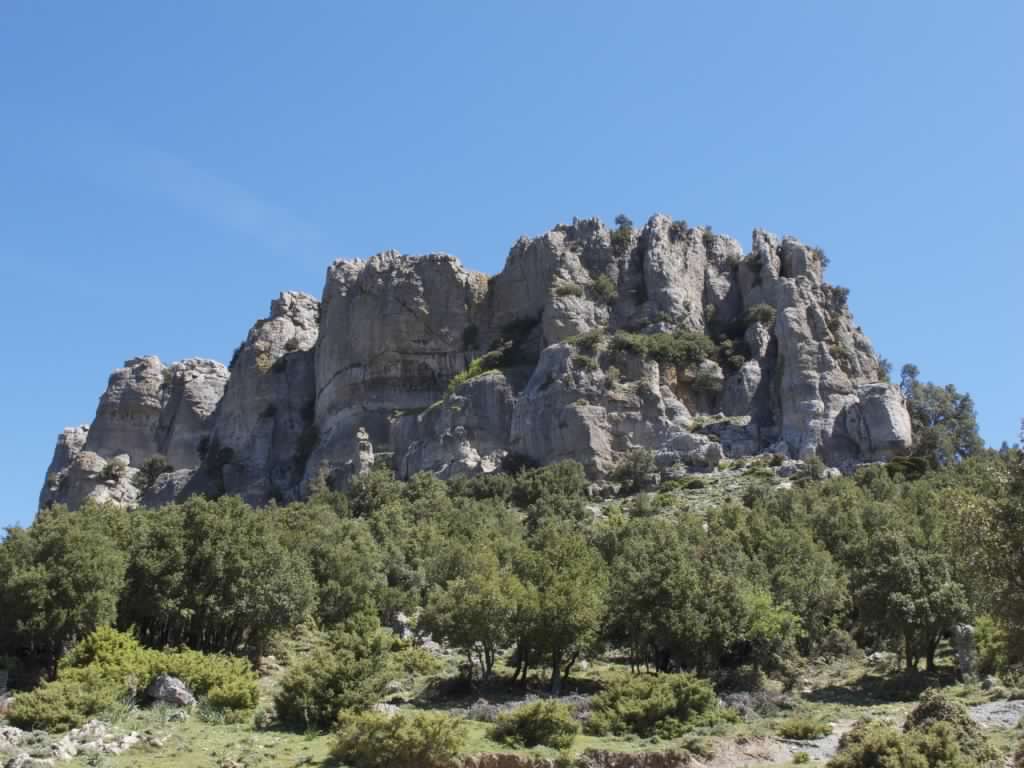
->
[1,2,1020,527]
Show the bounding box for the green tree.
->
[853,530,968,670]
[0,505,126,668]
[420,545,522,680]
[522,521,607,693]
[901,364,983,466]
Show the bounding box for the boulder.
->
[145,675,196,707]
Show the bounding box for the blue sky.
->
[1,1,1020,527]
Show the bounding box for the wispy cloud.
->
[86,143,328,255]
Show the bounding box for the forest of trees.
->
[1,368,1021,765]
[2,429,1021,695]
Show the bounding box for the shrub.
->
[611,330,716,367]
[334,709,465,768]
[8,628,257,731]
[572,354,597,372]
[828,716,994,768]
[974,615,1010,676]
[692,368,723,393]
[274,620,392,729]
[744,303,776,326]
[570,329,605,354]
[611,216,634,256]
[903,690,998,765]
[491,700,579,750]
[556,281,584,298]
[777,716,832,740]
[586,673,719,738]
[99,457,128,483]
[7,665,121,731]
[829,285,850,309]
[818,628,859,660]
[610,449,658,495]
[591,274,618,304]
[828,720,913,768]
[447,349,505,395]
[133,454,173,490]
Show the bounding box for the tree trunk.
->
[550,648,563,695]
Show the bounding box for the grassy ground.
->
[56,649,1022,768]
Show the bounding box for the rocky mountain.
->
[40,214,912,510]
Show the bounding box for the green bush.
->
[611,216,633,256]
[829,718,985,768]
[610,449,658,495]
[591,274,618,304]
[611,330,716,368]
[492,700,579,750]
[274,620,393,729]
[830,691,999,768]
[99,458,128,483]
[133,454,174,490]
[447,349,505,395]
[569,329,605,355]
[555,281,584,298]
[903,690,997,765]
[974,615,1010,676]
[777,716,833,740]
[8,628,257,731]
[586,673,719,738]
[7,665,122,731]
[333,709,465,768]
[572,354,597,372]
[745,303,777,326]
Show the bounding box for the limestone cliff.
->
[40,214,911,509]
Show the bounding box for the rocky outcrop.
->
[41,214,911,510]
[39,357,227,510]
[199,291,320,504]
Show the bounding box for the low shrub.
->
[334,709,465,768]
[903,690,997,765]
[611,330,716,368]
[274,619,393,729]
[570,329,605,354]
[744,303,776,326]
[99,458,128,483]
[610,449,658,495]
[8,628,257,731]
[133,454,173,490]
[586,673,719,738]
[6,665,122,731]
[572,354,597,372]
[447,349,505,395]
[555,282,584,298]
[491,699,579,750]
[591,274,618,304]
[817,628,860,660]
[830,691,999,768]
[777,716,832,740]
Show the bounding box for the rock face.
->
[39,358,227,510]
[40,214,911,510]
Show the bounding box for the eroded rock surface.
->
[41,214,911,509]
